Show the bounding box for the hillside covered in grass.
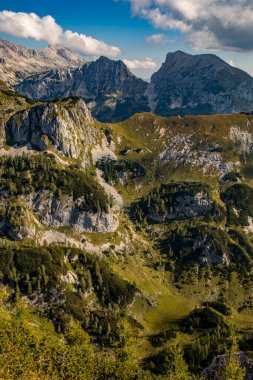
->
[0,89,253,378]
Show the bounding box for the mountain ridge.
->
[10,40,253,121]
[0,38,86,84]
[151,49,253,116]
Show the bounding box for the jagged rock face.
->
[159,134,236,177]
[24,192,119,233]
[195,237,229,267]
[5,98,99,161]
[150,51,253,116]
[172,228,230,268]
[229,125,253,155]
[0,80,34,148]
[15,56,150,122]
[0,38,85,84]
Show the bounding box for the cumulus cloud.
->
[146,33,172,44]
[124,0,253,52]
[0,10,121,57]
[123,57,158,70]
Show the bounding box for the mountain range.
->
[0,38,252,121]
[0,38,86,84]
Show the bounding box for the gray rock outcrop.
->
[5,98,99,161]
[24,192,119,233]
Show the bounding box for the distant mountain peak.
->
[151,50,253,117]
[94,56,128,70]
[168,50,190,56]
[0,38,86,85]
[96,55,113,63]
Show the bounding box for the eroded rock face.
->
[5,98,99,161]
[0,202,36,241]
[24,192,119,233]
[170,227,230,268]
[195,239,229,267]
[159,134,236,177]
[230,125,253,155]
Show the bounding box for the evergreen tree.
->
[222,337,246,380]
[165,344,190,380]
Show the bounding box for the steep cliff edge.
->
[5,97,99,162]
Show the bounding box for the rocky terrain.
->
[0,38,85,84]
[151,50,253,116]
[203,353,253,380]
[5,97,98,161]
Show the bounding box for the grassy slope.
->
[1,93,253,374]
[99,112,253,346]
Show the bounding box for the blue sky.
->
[0,0,252,79]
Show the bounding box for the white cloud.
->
[125,0,253,52]
[59,30,121,58]
[123,57,158,70]
[146,33,172,44]
[131,0,153,14]
[0,10,121,58]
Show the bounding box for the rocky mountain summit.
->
[151,50,253,116]
[15,56,149,122]
[1,97,120,236]
[0,38,85,84]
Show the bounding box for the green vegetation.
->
[0,291,156,380]
[181,307,232,372]
[221,338,246,380]
[96,157,146,185]
[133,182,225,225]
[0,153,110,212]
[0,96,253,378]
[0,243,135,332]
[221,184,253,226]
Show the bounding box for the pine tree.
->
[222,337,246,380]
[168,345,190,380]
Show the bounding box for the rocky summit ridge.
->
[15,55,149,122]
[0,38,86,84]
